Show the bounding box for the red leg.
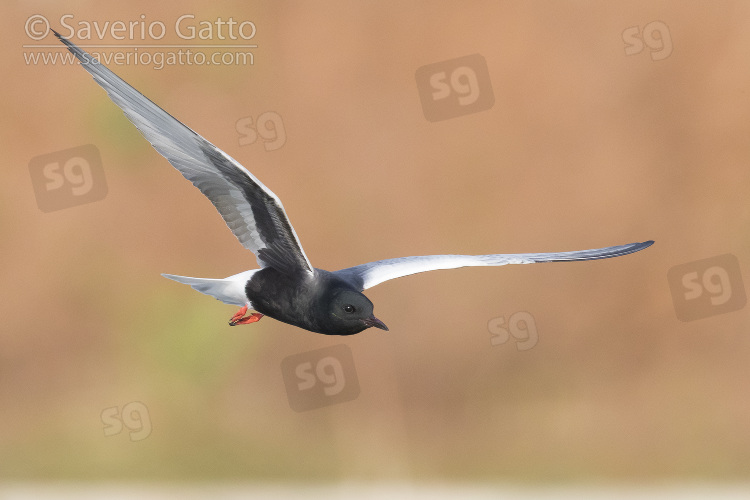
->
[229,305,248,324]
[230,312,264,326]
[229,305,264,326]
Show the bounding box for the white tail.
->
[161,270,258,306]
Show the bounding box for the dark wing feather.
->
[55,31,313,276]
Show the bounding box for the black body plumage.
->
[246,268,373,335]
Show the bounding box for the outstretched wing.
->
[54,31,313,277]
[334,241,654,291]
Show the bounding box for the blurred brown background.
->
[4,0,750,485]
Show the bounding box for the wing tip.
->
[592,239,654,260]
[51,29,71,47]
[597,240,654,259]
[631,240,655,252]
[52,28,99,66]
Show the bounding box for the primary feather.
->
[53,30,313,277]
[334,241,654,290]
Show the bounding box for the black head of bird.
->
[323,288,388,336]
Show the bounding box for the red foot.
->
[230,305,248,324]
[232,313,264,325]
[229,306,264,326]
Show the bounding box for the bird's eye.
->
[343,304,355,313]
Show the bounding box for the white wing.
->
[55,31,313,277]
[334,241,654,291]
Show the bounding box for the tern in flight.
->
[55,31,653,335]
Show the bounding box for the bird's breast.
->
[245,267,324,330]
